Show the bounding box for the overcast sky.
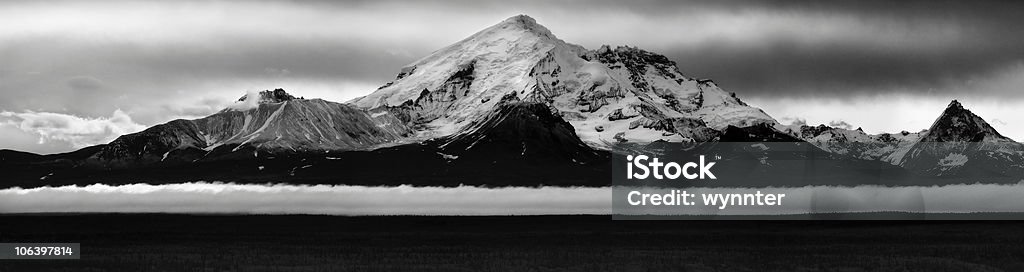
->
[2,0,1023,154]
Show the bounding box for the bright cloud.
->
[0,109,146,148]
[0,183,611,215]
[5,183,1024,215]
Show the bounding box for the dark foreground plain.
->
[2,215,1024,271]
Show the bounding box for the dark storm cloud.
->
[648,0,1024,98]
[2,34,410,88]
[7,0,1022,105]
[0,34,412,120]
[368,0,1024,98]
[668,40,1024,98]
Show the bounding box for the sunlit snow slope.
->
[349,15,777,148]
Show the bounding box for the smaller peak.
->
[923,99,1012,142]
[939,99,969,117]
[239,88,301,104]
[494,14,554,37]
[611,45,645,53]
[502,14,538,26]
[946,99,963,110]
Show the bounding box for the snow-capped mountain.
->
[776,123,925,164]
[350,15,776,148]
[94,14,780,167]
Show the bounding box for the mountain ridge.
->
[84,90,415,168]
[775,99,1024,179]
[2,15,1022,187]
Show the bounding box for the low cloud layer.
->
[0,183,611,215]
[226,91,261,111]
[0,109,145,148]
[3,183,1024,216]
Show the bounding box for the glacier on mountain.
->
[349,15,776,148]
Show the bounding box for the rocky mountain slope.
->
[85,88,413,168]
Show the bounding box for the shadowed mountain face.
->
[898,100,1024,178]
[2,15,1023,188]
[918,100,1013,143]
[436,101,602,164]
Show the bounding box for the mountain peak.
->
[946,99,963,111]
[349,14,775,147]
[922,100,1010,142]
[348,14,578,109]
[502,14,536,25]
[238,88,299,104]
[938,99,970,119]
[499,15,543,30]
[488,14,556,40]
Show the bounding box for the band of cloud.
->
[0,109,145,148]
[4,183,1024,215]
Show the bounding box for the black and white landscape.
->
[2,2,1024,216]
[8,2,1024,271]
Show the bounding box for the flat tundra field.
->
[2,215,1024,271]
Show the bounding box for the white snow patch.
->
[938,153,969,167]
[436,152,459,160]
